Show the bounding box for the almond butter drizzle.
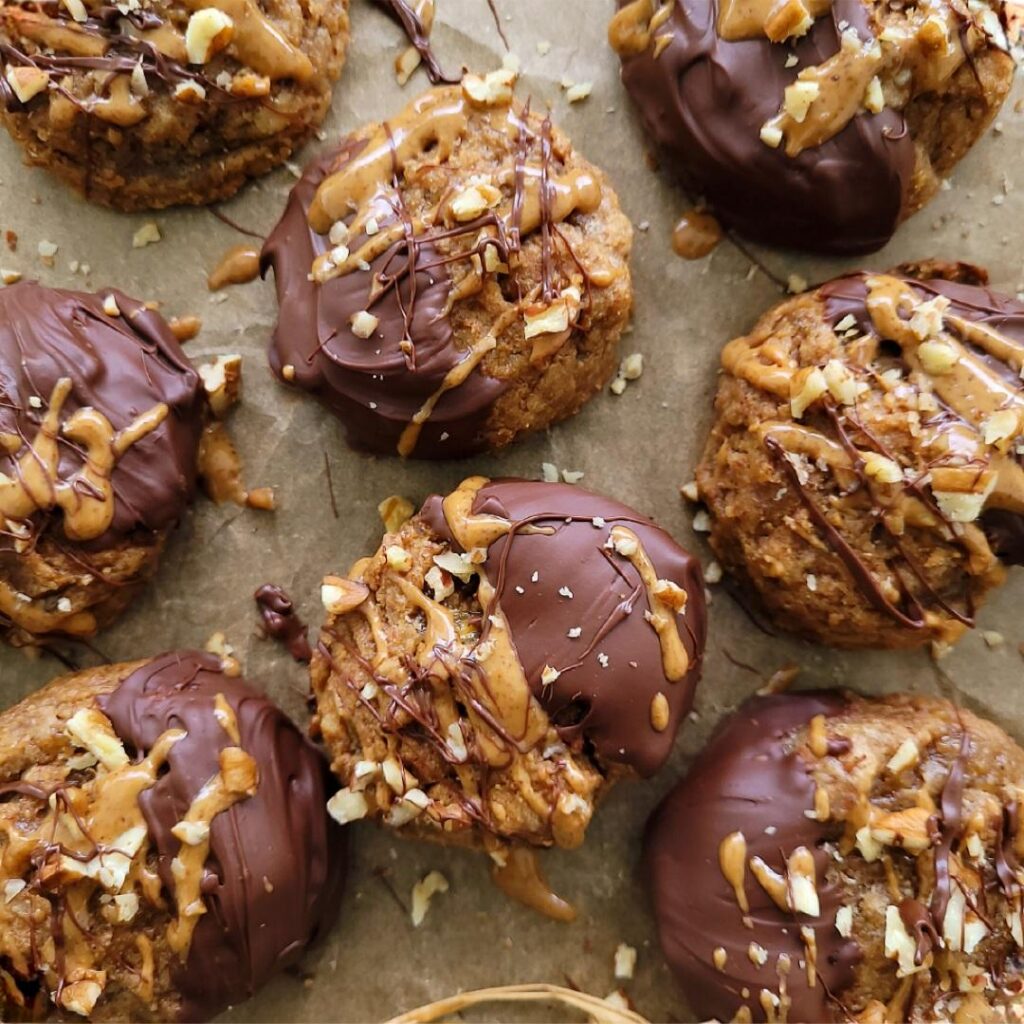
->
[716,0,832,41]
[721,274,1024,585]
[182,0,314,82]
[0,376,168,542]
[166,746,259,953]
[490,846,577,923]
[207,243,261,291]
[1,701,261,1014]
[608,525,690,681]
[607,0,674,58]
[671,208,723,260]
[0,719,184,1010]
[720,830,750,913]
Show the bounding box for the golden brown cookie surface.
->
[261,80,634,458]
[0,0,349,209]
[696,264,1024,650]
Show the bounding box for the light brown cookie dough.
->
[311,477,706,913]
[695,262,1024,650]
[0,0,349,209]
[647,691,1024,1023]
[261,77,634,458]
[0,650,344,1022]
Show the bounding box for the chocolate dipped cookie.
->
[312,477,706,876]
[0,281,205,647]
[0,650,344,1022]
[261,77,634,459]
[695,263,1024,650]
[609,0,1015,253]
[0,0,349,209]
[646,691,1024,1023]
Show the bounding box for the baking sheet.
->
[1,1,1023,1020]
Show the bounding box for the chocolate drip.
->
[254,583,312,662]
[930,728,970,928]
[645,693,861,1022]
[373,0,456,84]
[99,651,345,1022]
[261,143,504,457]
[898,898,941,965]
[996,802,1022,899]
[421,479,707,777]
[0,281,202,548]
[614,0,914,253]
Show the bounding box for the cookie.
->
[261,78,633,459]
[0,281,205,647]
[646,691,1024,1023]
[0,650,344,1022]
[312,476,706,857]
[609,0,1015,253]
[0,0,349,209]
[695,263,1024,650]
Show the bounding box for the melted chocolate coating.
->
[615,0,914,253]
[645,693,860,1023]
[0,280,203,545]
[423,479,707,776]
[261,143,506,459]
[820,271,1024,565]
[255,582,313,662]
[99,651,345,1023]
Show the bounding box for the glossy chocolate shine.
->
[424,479,707,776]
[645,693,859,1023]
[261,142,506,458]
[0,281,203,544]
[100,651,345,1022]
[615,0,913,253]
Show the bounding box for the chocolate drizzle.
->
[822,271,1024,600]
[645,693,860,1022]
[374,0,456,84]
[98,651,345,1022]
[261,89,610,459]
[254,582,312,662]
[0,280,203,548]
[930,727,970,927]
[422,479,707,776]
[613,0,915,253]
[898,897,941,966]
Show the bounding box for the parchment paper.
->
[1,2,1022,1020]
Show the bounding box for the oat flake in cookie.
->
[0,0,349,210]
[609,0,1015,253]
[646,692,1024,1023]
[0,281,205,647]
[312,477,705,910]
[261,77,634,458]
[0,650,345,1022]
[696,262,1024,651]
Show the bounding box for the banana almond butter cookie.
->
[0,0,349,209]
[0,281,206,647]
[0,650,345,1022]
[311,477,705,914]
[261,75,634,459]
[609,0,1015,253]
[695,262,1024,650]
[647,691,1024,1023]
